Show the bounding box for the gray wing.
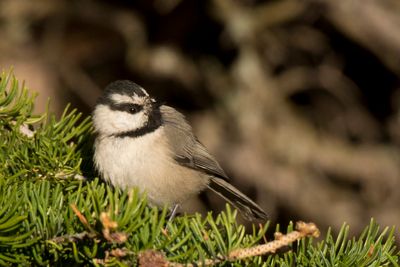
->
[161,105,229,180]
[161,106,268,221]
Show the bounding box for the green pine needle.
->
[0,70,398,266]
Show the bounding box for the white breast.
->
[94,128,208,207]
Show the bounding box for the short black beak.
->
[152,100,164,109]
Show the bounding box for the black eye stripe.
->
[113,103,162,138]
[110,103,143,114]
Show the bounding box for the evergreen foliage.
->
[0,71,398,266]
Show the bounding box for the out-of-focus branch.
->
[201,0,400,235]
[267,50,396,222]
[314,0,400,76]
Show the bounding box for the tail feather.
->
[207,177,268,221]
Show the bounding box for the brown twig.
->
[100,212,128,244]
[228,221,320,260]
[70,203,89,227]
[138,221,320,267]
[49,231,97,244]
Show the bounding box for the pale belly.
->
[94,130,208,207]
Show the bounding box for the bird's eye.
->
[127,104,142,114]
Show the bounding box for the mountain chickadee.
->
[93,80,267,220]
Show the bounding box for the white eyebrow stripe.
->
[140,87,149,96]
[111,93,147,105]
[111,94,134,104]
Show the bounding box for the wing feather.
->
[161,105,229,180]
[161,105,268,220]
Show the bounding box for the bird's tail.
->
[207,177,268,221]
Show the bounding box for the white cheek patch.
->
[93,104,148,135]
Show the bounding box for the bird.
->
[92,80,268,221]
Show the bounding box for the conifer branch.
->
[0,70,398,266]
[138,221,320,267]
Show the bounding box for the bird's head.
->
[93,80,162,137]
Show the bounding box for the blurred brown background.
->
[1,0,400,239]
